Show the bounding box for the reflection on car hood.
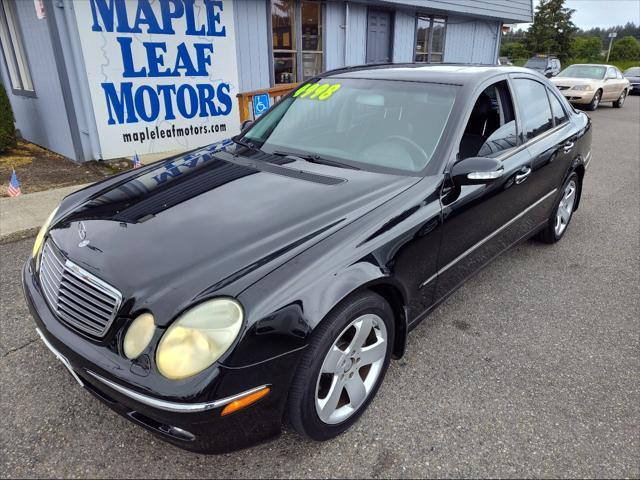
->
[48,142,418,325]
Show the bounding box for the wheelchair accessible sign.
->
[253,93,270,118]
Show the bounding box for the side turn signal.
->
[221,387,270,417]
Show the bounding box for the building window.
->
[271,0,323,84]
[0,0,34,94]
[414,15,446,63]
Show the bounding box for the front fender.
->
[223,260,408,368]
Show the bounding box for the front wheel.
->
[613,90,627,108]
[586,90,601,111]
[287,291,394,441]
[536,172,580,244]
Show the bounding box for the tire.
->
[536,172,580,244]
[287,291,394,441]
[585,89,602,111]
[613,90,627,108]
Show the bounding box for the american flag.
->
[132,152,142,169]
[7,169,21,197]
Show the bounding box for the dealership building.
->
[0,0,533,162]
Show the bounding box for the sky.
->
[517,0,640,29]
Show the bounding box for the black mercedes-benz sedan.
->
[23,64,592,454]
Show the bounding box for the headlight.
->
[123,313,156,359]
[32,206,59,267]
[156,299,243,380]
[573,85,593,91]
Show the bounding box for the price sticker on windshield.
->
[293,82,341,101]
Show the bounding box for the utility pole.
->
[606,32,617,62]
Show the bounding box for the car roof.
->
[321,63,536,86]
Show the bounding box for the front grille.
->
[39,240,122,338]
[557,85,570,90]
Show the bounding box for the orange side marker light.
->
[221,387,270,417]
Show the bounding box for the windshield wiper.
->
[272,150,359,170]
[231,135,259,151]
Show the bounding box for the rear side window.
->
[547,89,568,125]
[512,78,553,140]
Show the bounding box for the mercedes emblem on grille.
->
[78,222,90,248]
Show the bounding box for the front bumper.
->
[559,90,597,104]
[22,260,302,454]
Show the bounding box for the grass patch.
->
[1,140,132,197]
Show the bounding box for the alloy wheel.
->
[554,179,577,237]
[315,314,388,424]
[618,91,626,106]
[592,92,600,109]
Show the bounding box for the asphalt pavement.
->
[1,96,638,478]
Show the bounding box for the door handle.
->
[515,166,532,184]
[563,141,575,152]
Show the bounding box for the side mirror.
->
[451,157,504,186]
[240,119,254,132]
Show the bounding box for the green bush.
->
[610,36,640,61]
[571,36,603,61]
[0,84,16,153]
[500,41,529,60]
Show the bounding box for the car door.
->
[603,67,620,100]
[434,77,538,301]
[512,78,578,229]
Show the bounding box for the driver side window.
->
[458,80,518,160]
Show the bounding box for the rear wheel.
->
[613,90,627,108]
[536,172,580,244]
[586,89,601,111]
[287,291,394,440]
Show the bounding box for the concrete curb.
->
[0,184,90,242]
[0,227,39,245]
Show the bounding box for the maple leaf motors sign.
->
[74,0,241,159]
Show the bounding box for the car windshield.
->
[624,67,640,76]
[524,58,547,68]
[243,78,457,173]
[557,65,606,79]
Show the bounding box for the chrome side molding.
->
[86,371,270,413]
[36,327,269,414]
[420,189,558,288]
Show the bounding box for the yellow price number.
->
[293,82,341,101]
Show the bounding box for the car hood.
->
[48,145,418,325]
[625,76,640,82]
[552,77,602,87]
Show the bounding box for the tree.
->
[571,36,603,61]
[609,36,640,61]
[576,22,640,43]
[525,0,577,61]
[0,84,16,153]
